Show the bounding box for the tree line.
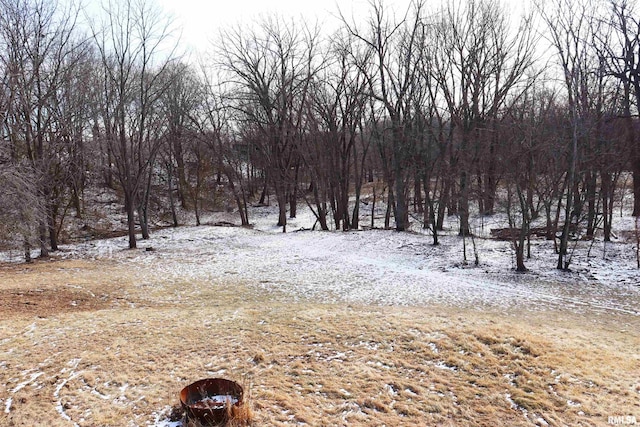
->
[1,0,639,271]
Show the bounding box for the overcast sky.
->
[150,0,534,60]
[156,0,412,54]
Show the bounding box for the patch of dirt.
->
[0,259,135,319]
[0,285,111,319]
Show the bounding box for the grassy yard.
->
[1,257,638,426]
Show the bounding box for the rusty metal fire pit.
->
[180,378,243,425]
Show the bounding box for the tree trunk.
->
[173,137,189,209]
[168,161,179,227]
[477,173,484,216]
[351,140,367,230]
[228,173,249,226]
[483,159,497,215]
[72,186,82,219]
[544,201,554,240]
[289,164,299,219]
[515,239,527,272]
[259,173,269,205]
[340,177,350,231]
[558,166,576,269]
[601,171,611,241]
[392,126,408,232]
[276,185,287,229]
[371,187,376,229]
[633,159,640,216]
[138,203,150,239]
[310,180,329,231]
[414,177,423,213]
[458,171,470,236]
[48,203,59,252]
[125,192,137,249]
[139,165,154,239]
[586,171,596,239]
[289,189,297,219]
[385,187,394,230]
[422,173,430,228]
[436,177,448,231]
[105,145,114,189]
[515,186,529,272]
[38,219,49,258]
[194,198,201,226]
[425,183,438,246]
[351,186,361,230]
[553,187,564,253]
[24,236,32,263]
[393,160,408,232]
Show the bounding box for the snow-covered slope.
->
[32,203,639,317]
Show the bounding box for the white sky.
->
[155,0,532,58]
[156,0,411,54]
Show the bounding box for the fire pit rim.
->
[179,377,244,425]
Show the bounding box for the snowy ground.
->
[16,203,638,318]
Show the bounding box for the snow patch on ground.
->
[149,406,182,427]
[54,359,81,427]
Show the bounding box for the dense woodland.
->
[1,0,640,272]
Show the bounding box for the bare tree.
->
[432,0,536,236]
[157,62,205,225]
[0,0,86,257]
[500,77,555,271]
[0,154,43,262]
[304,29,370,230]
[537,0,598,269]
[217,16,322,231]
[201,74,252,227]
[89,0,178,248]
[159,62,203,212]
[596,0,640,216]
[340,0,428,232]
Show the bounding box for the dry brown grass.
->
[0,258,638,426]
